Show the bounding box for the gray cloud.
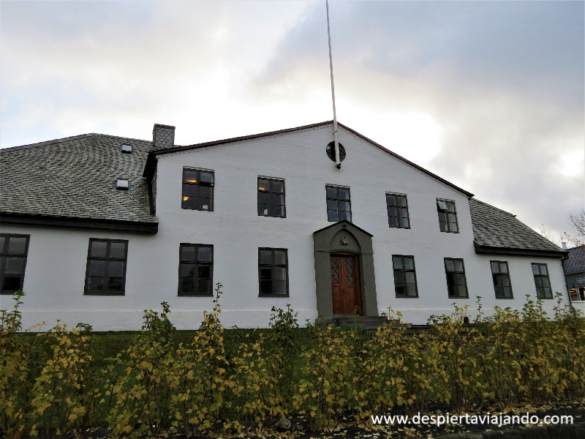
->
[249,1,584,238]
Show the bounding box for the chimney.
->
[153,124,175,149]
[562,242,567,250]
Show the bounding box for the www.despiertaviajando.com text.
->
[371,412,573,428]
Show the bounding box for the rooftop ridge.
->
[2,132,152,153]
[470,198,516,217]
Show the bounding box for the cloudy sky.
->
[1,0,583,241]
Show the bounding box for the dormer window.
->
[116,179,130,190]
[120,144,133,154]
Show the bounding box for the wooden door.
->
[331,254,363,315]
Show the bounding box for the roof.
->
[563,246,585,275]
[0,134,157,227]
[148,120,474,198]
[469,198,566,257]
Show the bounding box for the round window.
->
[326,141,346,162]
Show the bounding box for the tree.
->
[563,210,585,248]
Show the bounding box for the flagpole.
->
[326,0,341,169]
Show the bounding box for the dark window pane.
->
[260,268,272,280]
[328,210,339,221]
[386,195,396,206]
[182,196,197,209]
[544,287,552,298]
[395,285,405,297]
[339,211,351,221]
[274,205,285,217]
[405,272,416,284]
[404,257,414,270]
[180,263,195,278]
[108,277,124,293]
[274,267,287,281]
[388,207,397,219]
[274,250,286,266]
[109,261,124,277]
[542,277,551,288]
[503,287,512,298]
[535,277,542,287]
[89,260,106,276]
[183,184,198,197]
[338,188,350,200]
[4,258,24,275]
[339,201,351,212]
[259,250,272,265]
[183,169,198,183]
[181,246,196,262]
[502,277,510,287]
[200,172,214,184]
[258,179,270,191]
[198,265,211,279]
[199,198,212,211]
[3,276,21,291]
[198,279,211,295]
[274,280,287,295]
[400,217,409,228]
[397,196,407,207]
[532,265,540,275]
[406,284,417,297]
[260,280,272,295]
[454,260,464,272]
[7,238,27,255]
[0,237,5,253]
[199,186,212,199]
[109,242,126,259]
[455,273,466,286]
[445,260,455,272]
[272,180,284,193]
[273,193,285,207]
[389,216,398,227]
[491,262,499,273]
[181,278,195,294]
[500,263,508,273]
[437,200,448,211]
[87,276,104,293]
[197,246,212,263]
[495,286,503,298]
[458,285,467,297]
[90,241,107,258]
[540,265,548,276]
[393,257,403,270]
[400,208,409,218]
[394,271,405,284]
[326,186,337,199]
[327,199,338,211]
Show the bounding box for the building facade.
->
[0,121,570,330]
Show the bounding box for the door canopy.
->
[312,220,378,319]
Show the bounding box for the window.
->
[178,244,213,296]
[326,185,351,222]
[116,179,130,190]
[491,261,513,299]
[437,199,459,233]
[258,248,288,296]
[182,168,214,211]
[569,287,585,302]
[392,255,418,297]
[444,258,468,298]
[258,177,285,218]
[386,193,410,228]
[0,234,30,295]
[120,144,133,154]
[532,263,552,299]
[84,239,128,295]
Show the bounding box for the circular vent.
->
[326,141,346,162]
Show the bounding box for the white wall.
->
[0,125,569,330]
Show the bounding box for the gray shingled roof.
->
[469,198,563,253]
[0,134,157,223]
[563,246,585,275]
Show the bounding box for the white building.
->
[0,121,570,330]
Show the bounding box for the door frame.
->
[313,220,379,319]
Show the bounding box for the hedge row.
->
[1,285,584,438]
